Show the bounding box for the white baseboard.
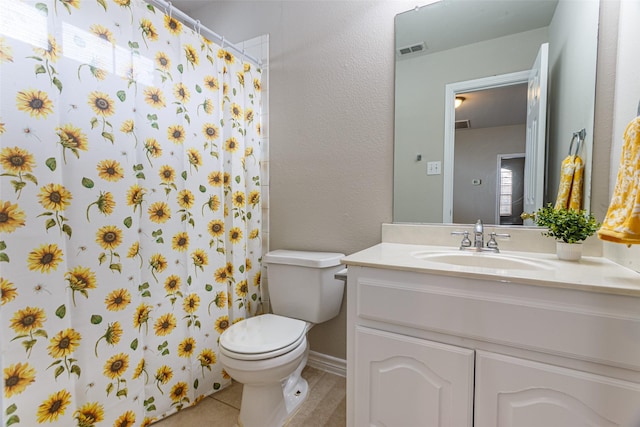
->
[307,350,346,377]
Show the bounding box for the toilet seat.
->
[219,314,308,361]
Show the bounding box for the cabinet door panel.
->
[354,326,474,427]
[475,351,640,427]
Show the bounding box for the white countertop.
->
[342,243,640,297]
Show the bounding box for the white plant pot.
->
[556,241,583,261]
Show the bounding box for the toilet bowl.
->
[219,314,311,427]
[218,250,346,427]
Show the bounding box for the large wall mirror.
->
[393,0,600,225]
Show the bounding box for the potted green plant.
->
[528,204,600,261]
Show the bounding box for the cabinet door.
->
[475,351,640,427]
[354,326,474,427]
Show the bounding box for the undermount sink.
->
[412,250,550,271]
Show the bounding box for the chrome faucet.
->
[452,219,511,252]
[473,219,484,249]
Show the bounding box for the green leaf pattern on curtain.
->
[0,0,263,425]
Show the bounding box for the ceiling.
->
[396,0,558,53]
[456,83,528,130]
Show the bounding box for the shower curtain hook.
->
[221,36,225,48]
[167,1,172,19]
[195,19,201,37]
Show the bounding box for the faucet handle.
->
[451,230,472,248]
[486,232,511,250]
[491,232,511,239]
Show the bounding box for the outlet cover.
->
[427,161,441,175]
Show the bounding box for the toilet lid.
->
[219,314,307,357]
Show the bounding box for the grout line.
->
[208,394,241,412]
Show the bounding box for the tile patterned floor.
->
[153,366,346,427]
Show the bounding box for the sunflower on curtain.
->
[0,0,263,425]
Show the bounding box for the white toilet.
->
[218,250,346,427]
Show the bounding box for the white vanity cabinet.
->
[355,326,474,426]
[475,351,640,427]
[345,264,640,427]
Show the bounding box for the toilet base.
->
[282,349,309,415]
[238,375,308,427]
[228,340,309,427]
[231,345,310,427]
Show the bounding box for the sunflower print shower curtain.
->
[0,0,263,425]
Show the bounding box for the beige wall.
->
[453,125,526,225]
[194,1,621,360]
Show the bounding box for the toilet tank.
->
[263,250,345,324]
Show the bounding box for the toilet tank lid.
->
[264,250,345,268]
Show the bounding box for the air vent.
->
[397,42,427,57]
[455,120,471,129]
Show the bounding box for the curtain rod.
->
[145,0,261,67]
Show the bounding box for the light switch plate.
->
[427,161,441,175]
